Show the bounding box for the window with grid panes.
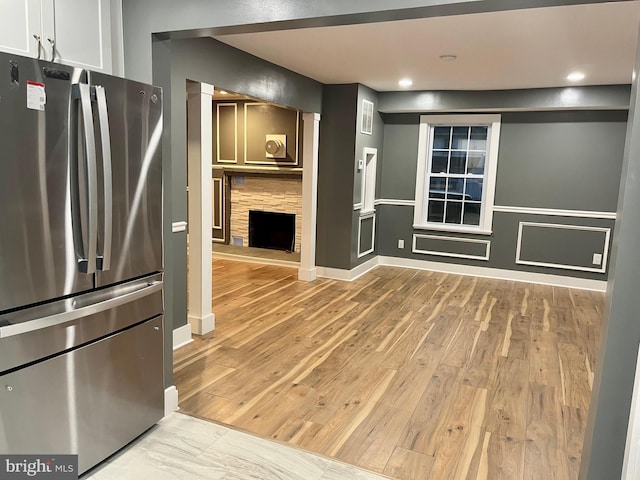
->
[414,115,501,234]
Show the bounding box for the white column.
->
[186,82,215,335]
[299,112,321,282]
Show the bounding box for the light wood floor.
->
[174,259,603,479]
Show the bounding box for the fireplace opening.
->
[249,210,295,252]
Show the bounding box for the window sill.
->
[412,224,493,236]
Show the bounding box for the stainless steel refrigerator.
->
[0,53,164,474]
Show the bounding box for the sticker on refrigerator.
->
[27,81,46,111]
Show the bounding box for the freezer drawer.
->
[0,316,164,475]
[0,274,163,373]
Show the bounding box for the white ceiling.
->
[215,2,640,91]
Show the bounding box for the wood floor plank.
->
[398,364,462,456]
[562,405,586,479]
[484,357,529,440]
[529,330,562,388]
[469,432,524,480]
[175,258,603,478]
[383,447,435,480]
[463,323,503,389]
[525,383,569,480]
[429,385,488,480]
[336,403,411,472]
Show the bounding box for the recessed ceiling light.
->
[439,54,457,62]
[219,90,229,95]
[567,72,585,82]
[399,78,413,88]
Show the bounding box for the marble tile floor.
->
[83,412,389,480]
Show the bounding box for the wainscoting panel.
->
[412,234,490,261]
[358,213,375,258]
[516,222,610,273]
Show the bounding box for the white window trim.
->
[413,114,501,235]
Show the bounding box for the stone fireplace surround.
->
[229,176,303,253]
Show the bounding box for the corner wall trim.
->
[173,323,193,350]
[494,205,617,220]
[164,386,179,417]
[298,267,317,282]
[317,256,378,282]
[188,313,215,335]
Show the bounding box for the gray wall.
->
[352,85,385,267]
[581,32,640,479]
[152,37,322,388]
[213,100,302,166]
[377,109,627,280]
[316,84,358,270]
[122,2,640,476]
[496,111,626,212]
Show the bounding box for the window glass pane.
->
[431,151,448,174]
[467,153,485,175]
[451,127,469,150]
[465,179,483,202]
[449,151,466,174]
[447,178,465,200]
[433,127,451,149]
[463,202,481,226]
[427,200,445,223]
[445,201,463,224]
[429,178,446,198]
[469,126,488,150]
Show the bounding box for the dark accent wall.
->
[377,109,626,281]
[316,84,358,270]
[581,33,640,479]
[152,37,322,388]
[379,85,631,112]
[213,100,302,166]
[352,85,385,267]
[496,111,627,211]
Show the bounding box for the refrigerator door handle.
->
[73,83,98,274]
[0,281,162,339]
[94,85,112,271]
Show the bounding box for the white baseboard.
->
[188,313,215,335]
[317,256,378,282]
[298,267,317,282]
[164,386,179,417]
[377,256,607,292]
[212,251,299,268]
[173,323,193,350]
[316,255,606,291]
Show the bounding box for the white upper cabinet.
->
[0,0,113,74]
[0,0,43,58]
